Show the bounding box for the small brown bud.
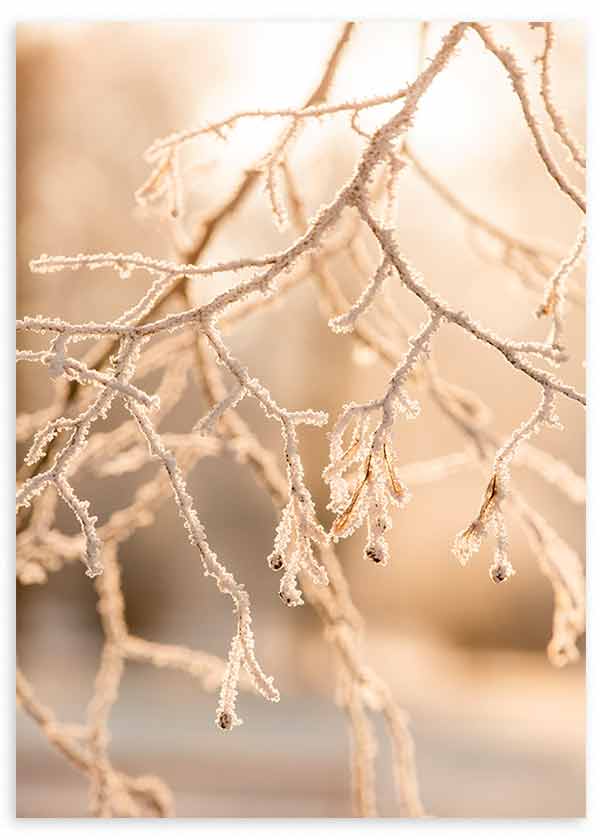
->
[489,564,511,584]
[217,711,232,731]
[365,545,383,564]
[268,553,283,571]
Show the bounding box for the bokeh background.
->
[16,20,586,817]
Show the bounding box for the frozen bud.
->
[279,589,301,607]
[85,565,104,579]
[268,552,283,571]
[216,711,233,731]
[364,543,385,565]
[489,561,515,584]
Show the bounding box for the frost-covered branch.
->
[531,21,586,170]
[16,18,586,819]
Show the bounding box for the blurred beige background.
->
[16,21,585,817]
